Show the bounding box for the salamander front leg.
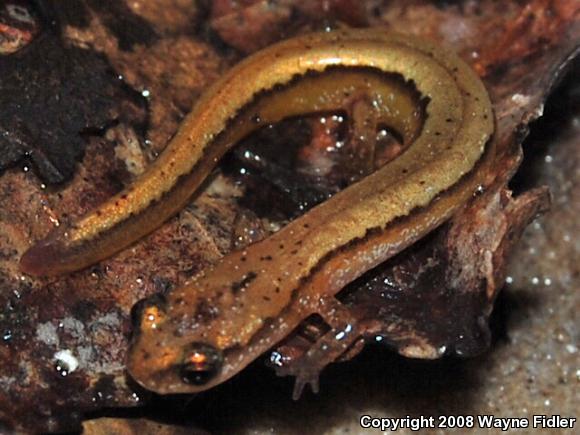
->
[275,297,364,400]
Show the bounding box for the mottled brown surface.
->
[0,0,578,433]
[0,2,146,185]
[209,0,370,53]
[82,417,209,435]
[0,0,40,55]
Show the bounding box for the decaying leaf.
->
[210,0,369,53]
[0,0,41,55]
[82,417,208,435]
[0,1,146,185]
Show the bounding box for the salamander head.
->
[127,293,234,394]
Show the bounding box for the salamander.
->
[102,30,491,396]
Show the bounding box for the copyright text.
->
[359,414,576,431]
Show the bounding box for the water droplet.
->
[475,184,485,196]
[2,330,12,342]
[54,349,79,377]
[269,351,283,367]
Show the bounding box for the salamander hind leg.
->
[274,297,364,400]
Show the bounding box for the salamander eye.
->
[130,294,167,335]
[180,342,223,385]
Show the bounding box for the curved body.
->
[114,30,493,395]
